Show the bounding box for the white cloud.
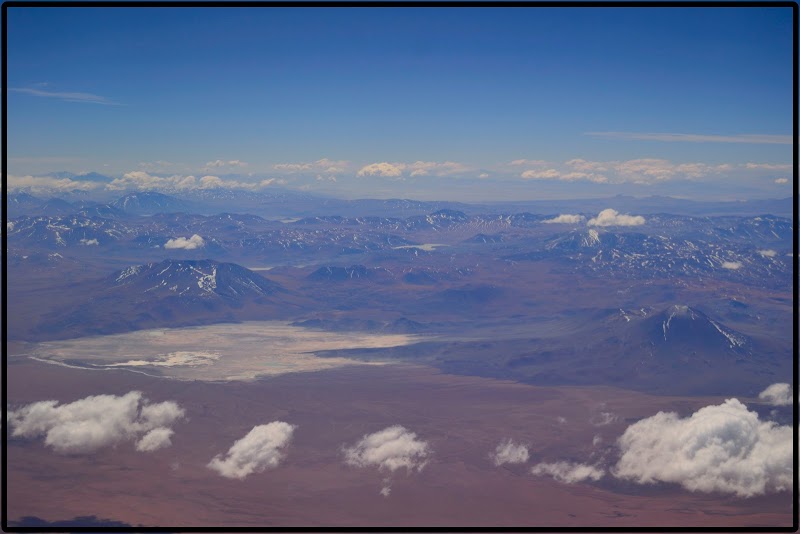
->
[586,131,792,145]
[491,439,529,466]
[746,163,793,170]
[531,462,604,483]
[758,383,792,407]
[274,158,348,174]
[592,435,602,447]
[614,398,791,497]
[774,178,789,184]
[521,169,561,179]
[204,159,248,170]
[107,171,263,192]
[164,234,205,250]
[343,425,431,472]
[407,161,468,177]
[510,159,549,166]
[478,173,490,179]
[208,422,296,479]
[135,427,175,452]
[722,261,742,270]
[357,162,406,178]
[355,161,468,179]
[80,238,99,246]
[757,249,777,258]
[543,214,585,224]
[520,168,608,183]
[512,157,740,185]
[7,391,184,454]
[7,174,104,193]
[592,411,618,426]
[587,209,645,227]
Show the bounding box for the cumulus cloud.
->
[107,171,263,192]
[208,422,296,479]
[614,398,791,497]
[491,439,529,466]
[587,209,645,227]
[543,214,585,224]
[758,383,792,406]
[355,161,468,178]
[478,172,490,179]
[721,261,742,270]
[164,234,205,250]
[357,162,406,178]
[531,462,605,483]
[135,427,175,452]
[774,178,789,184]
[80,238,99,246]
[343,425,431,472]
[757,249,777,258]
[7,391,184,454]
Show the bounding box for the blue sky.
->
[6,6,794,200]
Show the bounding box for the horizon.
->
[6,5,795,202]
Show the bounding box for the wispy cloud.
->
[585,131,791,145]
[11,87,120,105]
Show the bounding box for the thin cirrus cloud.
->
[208,422,297,479]
[585,131,792,145]
[613,398,792,497]
[11,87,120,105]
[7,391,184,454]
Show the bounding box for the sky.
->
[6,6,795,201]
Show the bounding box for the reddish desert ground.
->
[5,355,793,528]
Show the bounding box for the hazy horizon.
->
[7,6,794,202]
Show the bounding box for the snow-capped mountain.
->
[112,259,282,299]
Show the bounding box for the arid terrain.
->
[6,357,792,528]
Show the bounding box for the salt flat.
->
[26,321,427,381]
